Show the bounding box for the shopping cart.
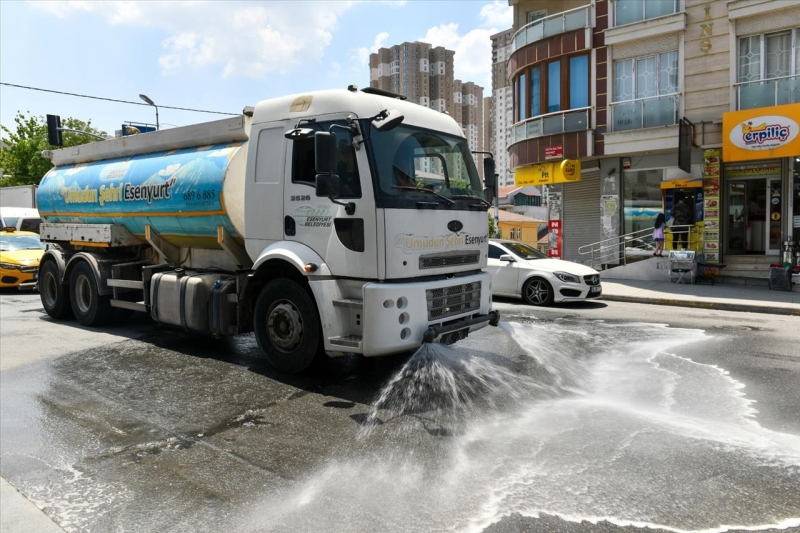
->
[668,250,696,284]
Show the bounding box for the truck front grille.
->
[419,251,480,270]
[426,281,482,321]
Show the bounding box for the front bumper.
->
[0,268,37,289]
[361,270,494,356]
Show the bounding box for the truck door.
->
[284,117,378,279]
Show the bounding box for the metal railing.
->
[609,93,680,131]
[511,5,591,52]
[736,73,800,110]
[578,225,698,269]
[512,107,591,144]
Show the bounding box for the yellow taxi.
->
[0,228,46,289]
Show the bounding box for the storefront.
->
[721,104,800,260]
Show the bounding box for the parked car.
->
[487,239,602,306]
[0,228,46,289]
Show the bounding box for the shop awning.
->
[660,177,702,190]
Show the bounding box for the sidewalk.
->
[600,278,800,316]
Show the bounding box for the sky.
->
[0,0,512,136]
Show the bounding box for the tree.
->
[0,111,106,186]
[488,211,500,238]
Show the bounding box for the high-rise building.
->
[369,42,484,160]
[491,28,515,187]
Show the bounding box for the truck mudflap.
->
[422,310,500,344]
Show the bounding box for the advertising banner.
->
[702,149,721,264]
[547,190,563,258]
[515,159,581,187]
[722,103,800,162]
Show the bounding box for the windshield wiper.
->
[392,186,455,206]
[451,194,491,208]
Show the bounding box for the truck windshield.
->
[366,124,484,209]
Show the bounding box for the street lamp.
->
[139,93,160,131]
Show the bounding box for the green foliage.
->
[488,211,500,238]
[0,111,106,185]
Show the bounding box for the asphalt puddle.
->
[241,319,800,533]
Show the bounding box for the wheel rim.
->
[42,271,58,308]
[75,274,92,314]
[525,280,549,304]
[266,299,303,353]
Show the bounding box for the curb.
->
[601,295,800,316]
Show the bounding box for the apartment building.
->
[492,28,517,187]
[506,0,800,278]
[369,42,485,158]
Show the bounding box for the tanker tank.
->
[37,142,248,248]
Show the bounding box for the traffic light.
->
[47,114,63,146]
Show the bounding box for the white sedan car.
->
[487,240,602,306]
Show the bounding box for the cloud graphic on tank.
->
[158,163,181,177]
[99,161,131,180]
[170,158,221,194]
[205,147,236,158]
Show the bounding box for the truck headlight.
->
[554,271,580,284]
[0,262,21,270]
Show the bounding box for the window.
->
[622,169,664,236]
[514,53,589,122]
[612,51,678,130]
[737,28,800,109]
[488,243,505,259]
[291,120,362,199]
[527,10,546,24]
[615,0,678,26]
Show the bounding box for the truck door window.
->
[20,218,41,233]
[291,120,361,199]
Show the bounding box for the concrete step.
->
[724,255,778,264]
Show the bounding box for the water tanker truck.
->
[36,86,499,373]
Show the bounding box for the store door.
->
[725,178,780,255]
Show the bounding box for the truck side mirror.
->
[315,174,340,199]
[483,157,496,189]
[315,131,338,175]
[484,187,494,203]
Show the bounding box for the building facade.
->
[492,29,517,187]
[506,0,800,277]
[369,42,485,158]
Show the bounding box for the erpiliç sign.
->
[730,115,798,151]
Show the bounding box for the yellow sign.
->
[515,159,582,187]
[660,177,702,190]
[722,103,800,162]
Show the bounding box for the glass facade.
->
[622,170,664,236]
[738,27,800,109]
[615,0,677,26]
[547,61,561,112]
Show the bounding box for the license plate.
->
[590,285,601,294]
[441,329,469,345]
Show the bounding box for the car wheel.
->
[522,277,553,306]
[253,279,322,374]
[39,260,72,319]
[69,261,113,326]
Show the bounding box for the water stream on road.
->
[244,319,800,533]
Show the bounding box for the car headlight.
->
[0,262,22,270]
[554,271,580,284]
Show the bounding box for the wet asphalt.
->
[1,290,799,533]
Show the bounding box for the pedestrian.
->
[652,213,666,257]
[671,196,692,250]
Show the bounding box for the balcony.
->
[736,74,800,110]
[512,107,591,143]
[511,5,591,53]
[610,93,680,131]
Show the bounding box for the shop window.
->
[615,0,678,27]
[737,28,800,109]
[622,169,664,236]
[612,51,679,131]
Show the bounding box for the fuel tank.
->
[37,142,247,248]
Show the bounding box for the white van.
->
[0,207,41,233]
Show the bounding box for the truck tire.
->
[39,260,72,319]
[69,261,113,327]
[254,279,321,373]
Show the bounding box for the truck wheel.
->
[254,279,321,373]
[69,261,112,327]
[39,260,72,319]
